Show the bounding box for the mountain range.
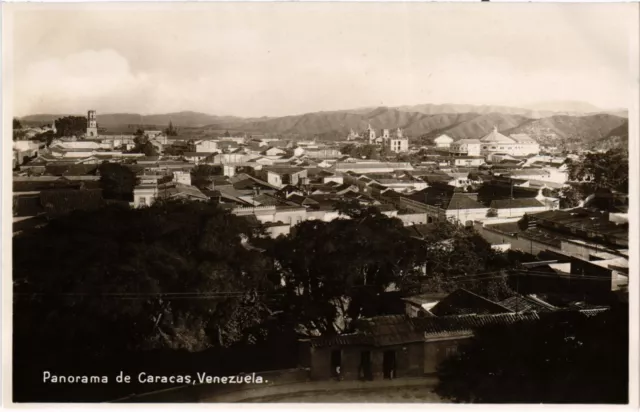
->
[19,102,629,148]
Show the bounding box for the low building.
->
[304,148,342,159]
[305,312,541,381]
[173,170,192,186]
[133,184,158,208]
[334,162,414,174]
[144,130,163,139]
[488,198,549,218]
[183,152,217,164]
[451,156,485,167]
[509,134,540,156]
[191,140,218,153]
[449,139,481,157]
[262,167,308,188]
[398,187,489,225]
[433,134,454,149]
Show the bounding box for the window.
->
[139,197,146,206]
[445,346,458,357]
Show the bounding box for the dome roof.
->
[480,126,516,144]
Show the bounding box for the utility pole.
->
[510,179,514,218]
[515,272,519,314]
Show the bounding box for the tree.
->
[131,130,158,156]
[223,130,231,138]
[558,185,586,208]
[98,162,138,201]
[379,143,392,160]
[13,200,274,357]
[413,221,514,301]
[486,208,498,218]
[340,144,380,160]
[164,145,186,156]
[435,304,628,403]
[29,130,56,146]
[13,118,22,130]
[267,204,423,335]
[165,121,178,137]
[568,149,628,194]
[267,203,515,336]
[191,165,222,189]
[54,116,87,137]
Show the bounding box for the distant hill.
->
[235,108,534,139]
[521,100,602,114]
[20,105,628,148]
[392,103,596,119]
[19,111,252,129]
[506,114,628,148]
[589,121,629,151]
[443,113,531,140]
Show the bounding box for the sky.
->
[7,3,636,117]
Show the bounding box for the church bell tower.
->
[86,110,98,137]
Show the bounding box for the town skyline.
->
[8,3,634,118]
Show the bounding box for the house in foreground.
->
[303,312,541,381]
[302,287,609,382]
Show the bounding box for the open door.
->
[331,350,341,378]
[360,350,372,381]
[383,350,396,379]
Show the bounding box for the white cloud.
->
[11,3,633,117]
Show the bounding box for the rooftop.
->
[429,289,514,316]
[479,127,516,144]
[490,198,545,209]
[310,312,542,348]
[453,139,482,144]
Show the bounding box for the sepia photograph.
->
[2,2,638,405]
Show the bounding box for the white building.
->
[450,139,482,157]
[133,184,158,208]
[479,127,540,157]
[173,170,192,185]
[388,137,409,153]
[193,140,218,153]
[509,134,541,156]
[433,134,454,149]
[144,130,163,139]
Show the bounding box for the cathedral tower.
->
[86,110,98,137]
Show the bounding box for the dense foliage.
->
[13,200,273,355]
[568,149,628,193]
[54,116,87,137]
[340,144,381,159]
[267,201,514,335]
[19,196,622,402]
[435,303,628,403]
[267,203,422,335]
[130,128,159,156]
[98,162,138,201]
[191,164,223,189]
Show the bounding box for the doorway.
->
[383,350,397,379]
[359,350,372,381]
[331,350,341,378]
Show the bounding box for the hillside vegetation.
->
[19,105,629,148]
